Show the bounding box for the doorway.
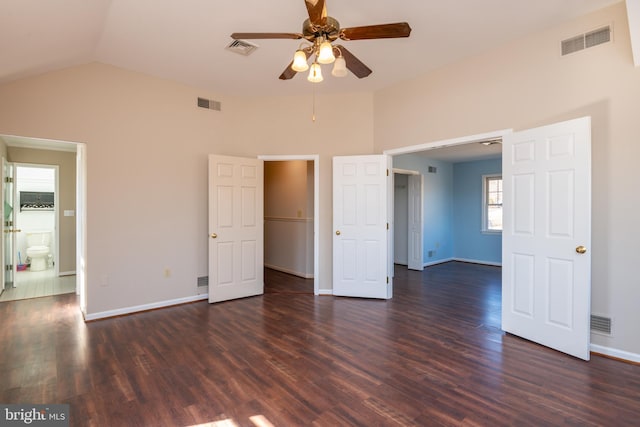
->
[260,155,319,295]
[0,135,86,308]
[388,130,507,272]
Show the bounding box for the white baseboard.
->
[423,257,454,267]
[84,294,208,321]
[453,258,502,267]
[422,258,502,268]
[318,289,333,295]
[265,263,314,279]
[59,270,76,276]
[590,343,640,363]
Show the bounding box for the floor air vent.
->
[561,26,611,56]
[198,97,221,111]
[590,314,612,335]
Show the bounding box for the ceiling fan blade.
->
[340,22,411,40]
[231,32,303,40]
[305,0,327,26]
[335,45,372,78]
[279,48,313,80]
[279,61,298,80]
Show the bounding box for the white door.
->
[333,155,391,299]
[208,155,264,303]
[502,117,591,360]
[407,174,424,271]
[2,158,16,291]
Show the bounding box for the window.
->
[483,174,502,232]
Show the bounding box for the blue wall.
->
[394,155,502,266]
[393,155,454,264]
[452,158,502,264]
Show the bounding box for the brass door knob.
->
[575,245,587,254]
[335,230,341,236]
[210,233,217,239]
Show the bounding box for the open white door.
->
[333,155,391,299]
[407,174,424,271]
[208,155,264,303]
[502,117,591,360]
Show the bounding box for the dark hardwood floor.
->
[1,262,639,426]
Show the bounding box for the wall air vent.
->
[561,26,611,56]
[197,97,221,112]
[197,276,208,295]
[428,166,437,174]
[590,314,612,335]
[226,39,259,56]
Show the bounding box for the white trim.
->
[265,263,314,279]
[392,168,420,176]
[454,257,502,267]
[423,257,455,267]
[259,154,320,296]
[383,129,512,156]
[84,294,208,321]
[590,343,640,364]
[318,288,333,295]
[58,270,76,276]
[482,173,503,233]
[422,257,502,268]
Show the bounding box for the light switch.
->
[64,210,75,217]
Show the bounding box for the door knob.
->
[575,245,587,254]
[335,230,341,236]
[210,233,217,239]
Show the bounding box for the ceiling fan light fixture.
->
[307,62,323,83]
[317,40,336,64]
[331,55,347,77]
[291,49,309,72]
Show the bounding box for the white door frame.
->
[385,129,512,272]
[392,168,423,271]
[259,154,320,295]
[0,134,87,314]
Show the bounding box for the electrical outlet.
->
[163,268,171,278]
[297,209,302,218]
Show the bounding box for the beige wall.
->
[0,62,374,313]
[7,147,76,273]
[375,2,640,355]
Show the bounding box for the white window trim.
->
[482,173,502,234]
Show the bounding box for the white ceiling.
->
[0,0,622,98]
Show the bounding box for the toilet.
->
[26,231,52,271]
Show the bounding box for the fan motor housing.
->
[303,17,340,41]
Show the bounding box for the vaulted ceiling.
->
[1,0,624,97]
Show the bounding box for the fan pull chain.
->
[312,88,316,122]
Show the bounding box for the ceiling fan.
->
[230,0,411,82]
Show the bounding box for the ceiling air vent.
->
[198,97,221,111]
[226,39,259,56]
[561,26,611,56]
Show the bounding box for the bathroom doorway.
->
[0,161,75,301]
[15,165,58,282]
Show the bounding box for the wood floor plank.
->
[1,263,639,426]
